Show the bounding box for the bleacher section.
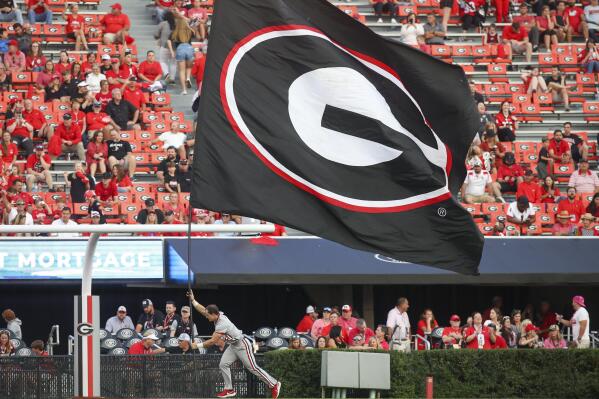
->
[0,0,597,235]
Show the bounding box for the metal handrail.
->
[68,335,75,356]
[413,334,431,351]
[47,325,60,355]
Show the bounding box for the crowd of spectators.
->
[293,295,592,351]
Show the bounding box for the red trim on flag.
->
[220,25,452,213]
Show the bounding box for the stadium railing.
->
[0,354,266,399]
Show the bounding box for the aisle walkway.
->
[99,0,195,120]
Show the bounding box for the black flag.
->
[191,0,484,274]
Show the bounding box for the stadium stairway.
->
[101,0,196,121]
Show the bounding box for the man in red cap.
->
[339,304,358,331]
[100,3,130,44]
[557,296,590,348]
[441,315,463,348]
[5,39,25,73]
[50,113,85,161]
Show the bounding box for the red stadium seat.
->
[582,102,599,122]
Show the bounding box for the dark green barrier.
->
[265,349,599,398]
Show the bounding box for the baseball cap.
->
[472,158,482,167]
[306,305,315,314]
[450,314,460,322]
[323,307,332,313]
[181,305,191,313]
[90,211,101,218]
[143,331,159,340]
[525,324,539,333]
[142,299,153,308]
[52,74,61,80]
[35,144,44,151]
[101,54,111,61]
[84,190,96,199]
[194,209,209,218]
[111,3,122,10]
[164,210,174,216]
[342,305,352,312]
[63,113,72,120]
[573,295,586,307]
[111,58,119,64]
[93,100,102,106]
[102,172,112,180]
[548,324,559,331]
[178,333,191,343]
[15,199,25,205]
[524,169,534,176]
[8,39,17,47]
[128,76,137,82]
[145,198,155,207]
[117,306,126,312]
[77,81,88,88]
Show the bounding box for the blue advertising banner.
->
[165,237,599,285]
[0,240,164,280]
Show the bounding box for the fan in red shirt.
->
[488,325,508,349]
[502,22,533,63]
[516,169,541,203]
[47,114,85,161]
[86,100,114,132]
[191,52,206,89]
[548,130,571,162]
[540,175,561,203]
[25,145,53,191]
[348,319,375,346]
[441,315,463,348]
[496,152,524,193]
[321,312,350,346]
[100,3,131,44]
[296,306,318,333]
[123,78,146,110]
[564,0,586,38]
[162,210,185,236]
[65,4,88,51]
[95,172,118,203]
[557,186,585,223]
[27,0,52,24]
[138,51,163,86]
[128,332,165,355]
[464,312,495,349]
[105,58,129,92]
[32,197,52,225]
[119,53,139,79]
[22,99,48,138]
[416,309,439,350]
[162,193,186,221]
[494,101,518,142]
[0,131,18,167]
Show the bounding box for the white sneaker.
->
[377,18,383,23]
[391,18,398,24]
